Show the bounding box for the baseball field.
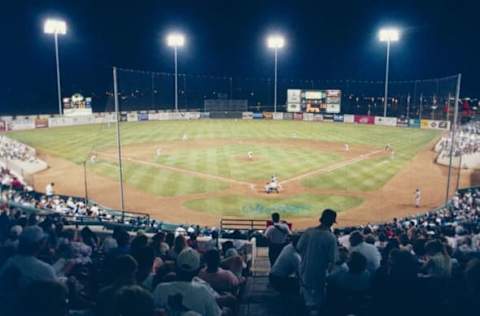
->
[8,119,465,228]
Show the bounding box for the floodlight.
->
[166,33,185,47]
[44,19,67,35]
[267,35,285,49]
[379,28,400,42]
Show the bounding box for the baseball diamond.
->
[6,119,473,228]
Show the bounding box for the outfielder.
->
[247,151,253,160]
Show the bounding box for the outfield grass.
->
[184,193,364,218]
[89,160,229,197]
[154,143,340,181]
[7,120,441,218]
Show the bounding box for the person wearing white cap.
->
[0,226,56,292]
[153,247,221,316]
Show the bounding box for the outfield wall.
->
[0,111,451,132]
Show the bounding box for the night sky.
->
[1,0,479,114]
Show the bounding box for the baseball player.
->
[344,143,350,152]
[248,151,253,160]
[182,133,188,141]
[155,147,162,157]
[385,144,392,152]
[90,154,97,163]
[415,188,421,208]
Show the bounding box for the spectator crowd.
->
[0,161,479,315]
[0,136,37,162]
[437,121,480,157]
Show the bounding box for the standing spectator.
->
[297,209,338,313]
[349,230,381,273]
[264,212,291,266]
[45,182,55,198]
[153,248,222,316]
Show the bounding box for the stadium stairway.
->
[238,248,304,316]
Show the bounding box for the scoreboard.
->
[287,89,341,113]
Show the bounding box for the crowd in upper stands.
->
[437,121,480,157]
[0,136,37,161]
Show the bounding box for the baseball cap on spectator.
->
[19,225,47,244]
[176,247,201,272]
[320,209,337,225]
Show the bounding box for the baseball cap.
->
[320,209,337,225]
[176,247,201,272]
[19,226,47,244]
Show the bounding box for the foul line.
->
[99,149,384,189]
[99,153,255,187]
[279,149,384,185]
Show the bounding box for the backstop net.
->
[114,67,461,120]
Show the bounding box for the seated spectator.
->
[3,225,22,249]
[421,239,452,279]
[269,234,301,294]
[151,231,170,258]
[113,285,154,316]
[168,235,188,260]
[199,249,242,294]
[328,251,371,293]
[349,230,381,273]
[153,247,222,316]
[17,280,68,316]
[96,255,138,316]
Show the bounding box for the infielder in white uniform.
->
[182,133,188,141]
[248,151,253,160]
[415,188,421,208]
[344,144,350,152]
[155,147,162,157]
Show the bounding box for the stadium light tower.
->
[267,34,285,113]
[378,28,400,117]
[166,32,185,112]
[44,18,67,116]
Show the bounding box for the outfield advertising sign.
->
[420,119,450,130]
[333,114,344,122]
[138,112,149,121]
[272,112,283,120]
[263,112,273,120]
[322,114,334,122]
[127,112,138,122]
[10,119,35,130]
[409,119,421,128]
[34,118,49,128]
[303,113,314,121]
[242,112,253,120]
[252,113,264,119]
[343,114,355,123]
[0,120,6,132]
[354,115,374,124]
[283,113,293,120]
[293,113,303,120]
[313,114,323,121]
[374,116,397,126]
[397,118,409,127]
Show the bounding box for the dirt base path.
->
[32,138,478,230]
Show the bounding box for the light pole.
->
[44,19,67,116]
[267,35,285,113]
[166,33,185,112]
[378,28,399,117]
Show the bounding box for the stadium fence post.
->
[113,67,126,219]
[445,73,462,205]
